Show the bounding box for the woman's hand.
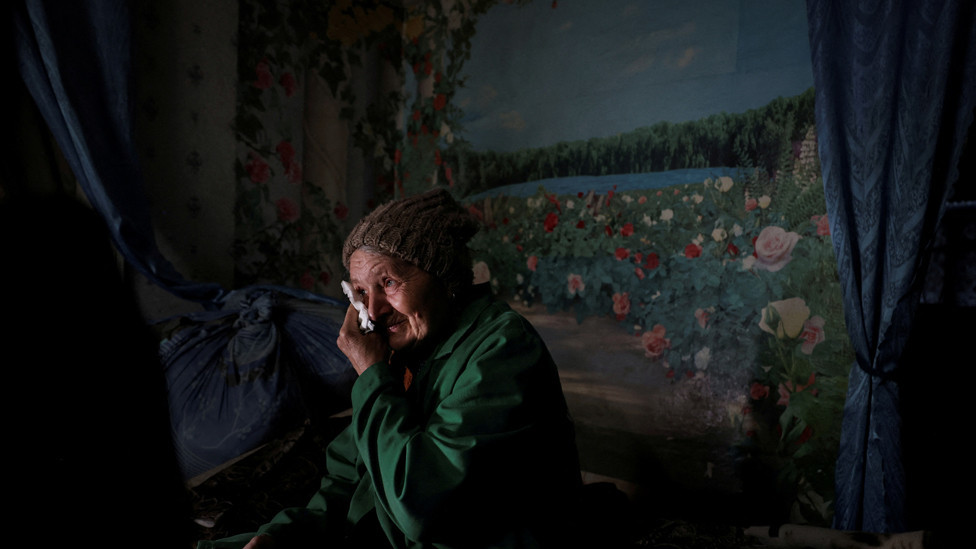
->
[242,534,274,549]
[337,304,390,375]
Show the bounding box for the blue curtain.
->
[11,0,226,306]
[11,0,355,479]
[807,0,976,532]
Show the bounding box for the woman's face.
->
[348,248,452,352]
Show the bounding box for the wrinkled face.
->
[348,248,452,352]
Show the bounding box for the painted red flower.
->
[727,242,739,256]
[812,214,831,236]
[645,252,659,270]
[620,222,634,237]
[684,243,702,258]
[544,212,559,233]
[615,247,630,260]
[576,220,585,229]
[750,382,770,401]
[433,93,447,111]
[276,140,296,166]
[546,193,562,212]
[279,72,297,97]
[635,267,645,280]
[275,197,300,222]
[745,197,758,211]
[299,271,315,290]
[245,151,269,183]
[527,255,538,272]
[604,225,613,237]
[253,60,273,89]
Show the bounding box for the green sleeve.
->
[350,311,575,545]
[196,425,361,548]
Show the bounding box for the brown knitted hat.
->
[342,188,481,295]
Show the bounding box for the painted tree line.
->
[446,87,815,197]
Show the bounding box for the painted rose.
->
[615,247,630,260]
[433,93,447,111]
[641,324,671,359]
[695,308,710,329]
[684,243,702,259]
[279,72,297,97]
[750,382,770,400]
[567,273,585,296]
[620,222,634,237]
[758,195,771,209]
[759,297,811,339]
[717,176,734,192]
[275,197,299,222]
[753,226,801,272]
[800,315,826,354]
[711,228,727,242]
[660,209,674,221]
[576,220,585,229]
[245,151,270,183]
[253,59,273,89]
[812,214,831,236]
[645,252,660,270]
[745,197,758,212]
[612,292,631,321]
[635,267,645,280]
[544,212,559,233]
[527,255,538,272]
[299,270,315,291]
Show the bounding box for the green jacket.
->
[199,286,581,548]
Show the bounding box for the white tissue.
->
[341,280,375,333]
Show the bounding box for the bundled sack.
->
[159,287,356,480]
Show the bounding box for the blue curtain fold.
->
[11,0,226,306]
[807,0,976,532]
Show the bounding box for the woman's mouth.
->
[386,318,406,333]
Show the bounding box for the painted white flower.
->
[642,214,653,226]
[694,233,705,245]
[566,200,575,210]
[703,177,713,188]
[732,223,744,237]
[515,273,524,284]
[695,347,711,370]
[711,228,727,242]
[621,195,634,204]
[692,193,704,204]
[717,176,734,192]
[759,195,771,209]
[660,209,674,221]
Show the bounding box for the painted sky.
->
[454,0,814,152]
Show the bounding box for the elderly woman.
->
[200,188,582,549]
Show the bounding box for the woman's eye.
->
[384,279,397,289]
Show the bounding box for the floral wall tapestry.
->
[225,0,852,527]
[445,0,853,527]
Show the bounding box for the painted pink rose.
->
[695,308,710,329]
[567,273,585,296]
[527,255,538,272]
[612,292,630,321]
[245,151,269,184]
[745,197,758,211]
[800,315,826,355]
[635,267,645,280]
[641,324,671,359]
[753,226,801,272]
[275,197,299,222]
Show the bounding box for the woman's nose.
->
[367,292,391,321]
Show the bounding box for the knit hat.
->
[342,188,481,295]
